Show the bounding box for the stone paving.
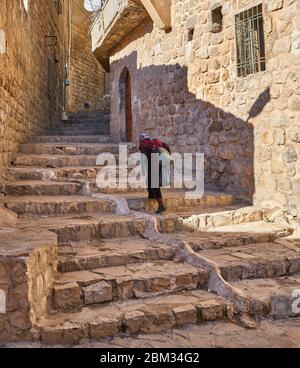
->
[6,318,300,348]
[1,125,300,346]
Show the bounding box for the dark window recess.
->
[235,4,266,77]
[47,58,55,100]
[188,29,194,41]
[211,6,223,33]
[54,0,63,15]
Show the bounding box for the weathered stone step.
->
[2,195,116,216]
[61,120,109,126]
[20,143,133,155]
[14,154,101,167]
[126,190,235,213]
[31,136,111,144]
[47,123,108,129]
[13,154,121,167]
[6,166,133,181]
[198,240,300,282]
[44,129,109,136]
[53,261,209,311]
[58,238,175,272]
[173,222,294,251]
[68,117,109,121]
[233,272,300,319]
[157,206,274,233]
[18,213,147,244]
[46,122,109,129]
[37,290,233,345]
[89,181,145,194]
[1,181,83,196]
[5,168,203,193]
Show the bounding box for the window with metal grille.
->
[235,4,266,77]
[54,0,63,15]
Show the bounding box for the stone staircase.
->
[44,111,110,136]
[1,120,300,346]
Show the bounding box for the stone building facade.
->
[92,0,300,216]
[68,0,107,113]
[0,0,71,173]
[0,0,108,174]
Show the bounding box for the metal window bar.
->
[54,0,63,15]
[235,4,266,77]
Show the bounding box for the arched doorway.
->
[119,68,133,142]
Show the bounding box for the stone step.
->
[156,206,274,233]
[233,272,300,319]
[91,182,146,194]
[67,122,109,126]
[67,119,109,124]
[68,113,109,120]
[13,154,103,167]
[19,143,132,156]
[1,195,116,216]
[53,261,209,311]
[5,168,204,194]
[13,154,123,167]
[37,290,233,345]
[31,136,111,144]
[47,122,109,129]
[85,178,208,195]
[125,190,236,213]
[61,120,109,126]
[18,213,147,244]
[173,222,294,251]
[197,240,300,282]
[68,113,109,119]
[1,181,83,196]
[57,123,108,129]
[6,166,132,181]
[44,129,109,136]
[58,238,175,272]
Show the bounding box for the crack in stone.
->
[81,186,259,327]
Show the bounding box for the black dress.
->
[140,145,162,200]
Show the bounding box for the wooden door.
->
[125,71,133,142]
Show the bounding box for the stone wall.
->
[0,0,71,173]
[109,0,300,215]
[68,1,106,113]
[0,229,57,345]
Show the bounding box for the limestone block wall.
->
[0,230,57,345]
[109,0,300,215]
[0,0,69,174]
[68,1,106,113]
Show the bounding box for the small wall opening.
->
[211,6,223,33]
[188,29,194,41]
[119,68,133,142]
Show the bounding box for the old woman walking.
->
[139,133,171,214]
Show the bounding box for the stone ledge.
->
[0,229,57,345]
[92,0,149,71]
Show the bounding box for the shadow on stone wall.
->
[111,51,271,202]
